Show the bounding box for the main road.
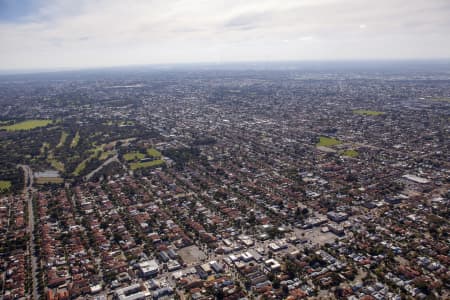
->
[19,165,40,300]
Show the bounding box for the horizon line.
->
[1,58,450,76]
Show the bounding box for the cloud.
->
[0,0,449,70]
[224,12,268,30]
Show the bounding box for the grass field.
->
[57,131,69,148]
[147,148,162,158]
[100,150,114,160]
[91,144,114,161]
[49,158,65,172]
[1,119,52,131]
[353,109,384,116]
[342,149,359,158]
[123,152,145,161]
[40,142,50,155]
[35,177,64,184]
[71,131,80,148]
[0,180,12,192]
[73,159,88,176]
[317,136,342,147]
[130,159,164,170]
[89,145,103,156]
[124,148,161,162]
[72,144,114,176]
[119,121,135,126]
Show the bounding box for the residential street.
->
[20,165,40,300]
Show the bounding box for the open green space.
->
[73,159,88,176]
[90,144,103,156]
[342,149,359,158]
[48,158,65,172]
[103,120,135,126]
[124,148,161,162]
[100,150,115,160]
[353,109,384,116]
[40,142,50,155]
[35,177,64,184]
[57,131,69,148]
[147,148,162,158]
[119,121,135,126]
[1,119,52,131]
[124,152,145,161]
[130,159,165,170]
[71,131,80,148]
[0,180,12,192]
[72,144,114,176]
[90,144,114,160]
[317,136,342,147]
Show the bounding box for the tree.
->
[272,277,281,289]
[285,260,299,278]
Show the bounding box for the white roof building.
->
[137,259,159,278]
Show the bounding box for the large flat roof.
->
[402,174,430,184]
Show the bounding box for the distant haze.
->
[0,0,449,71]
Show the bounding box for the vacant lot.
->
[1,119,52,131]
[295,227,337,246]
[317,136,341,147]
[0,180,12,192]
[178,245,206,265]
[353,109,384,116]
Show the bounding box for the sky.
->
[0,0,449,71]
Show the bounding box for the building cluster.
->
[0,195,30,299]
[0,68,449,299]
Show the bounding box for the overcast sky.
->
[0,0,449,71]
